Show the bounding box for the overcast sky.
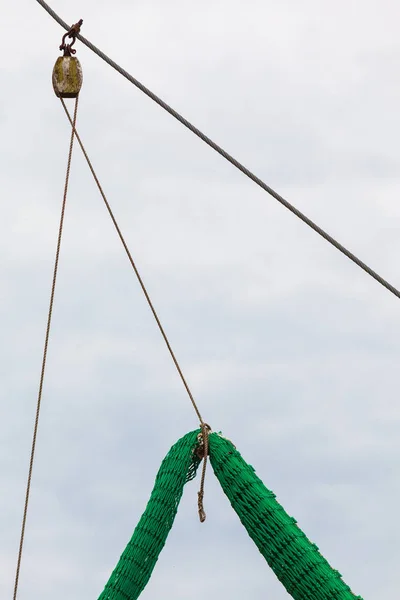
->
[1,0,400,598]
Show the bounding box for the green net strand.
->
[97,429,201,600]
[209,433,364,600]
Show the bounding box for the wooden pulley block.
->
[52,56,83,98]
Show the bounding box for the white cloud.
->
[1,1,400,598]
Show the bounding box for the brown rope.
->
[197,423,211,522]
[59,97,205,426]
[13,96,79,600]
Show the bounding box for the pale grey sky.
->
[1,0,400,598]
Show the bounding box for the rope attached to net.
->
[13,96,79,600]
[196,422,210,522]
[98,430,364,600]
[35,0,400,302]
[59,98,209,520]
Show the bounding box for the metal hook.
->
[60,19,83,56]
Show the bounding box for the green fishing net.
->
[98,430,363,600]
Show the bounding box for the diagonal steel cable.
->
[35,0,400,301]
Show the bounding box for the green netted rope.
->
[98,430,363,600]
[97,429,201,600]
[209,433,363,600]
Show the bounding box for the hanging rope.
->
[197,422,211,522]
[13,96,79,600]
[35,0,400,302]
[59,98,205,428]
[60,98,210,519]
